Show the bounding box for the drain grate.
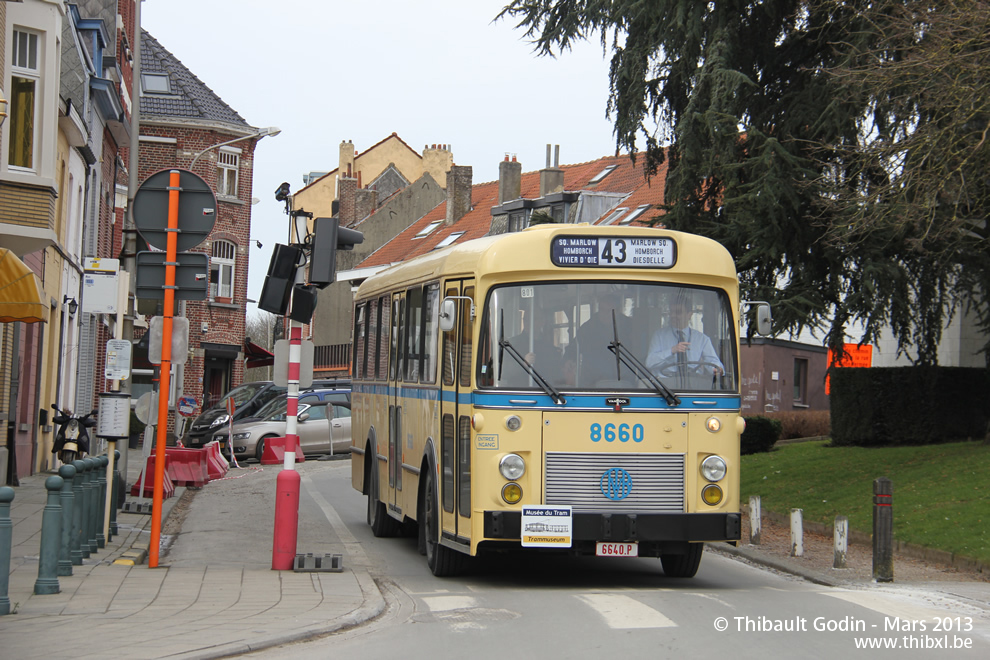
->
[293,553,344,572]
[121,501,152,514]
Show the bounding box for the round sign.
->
[177,395,198,417]
[133,169,217,252]
[134,391,158,426]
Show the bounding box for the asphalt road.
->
[251,460,990,659]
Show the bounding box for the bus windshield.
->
[478,283,737,393]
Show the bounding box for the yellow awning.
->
[0,247,47,323]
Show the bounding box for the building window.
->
[620,204,651,225]
[588,165,617,184]
[794,358,808,406]
[415,219,442,238]
[217,148,239,197]
[508,211,528,232]
[9,29,40,169]
[141,73,171,94]
[210,240,236,302]
[434,232,465,249]
[600,207,628,225]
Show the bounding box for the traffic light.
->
[258,244,304,315]
[309,217,364,288]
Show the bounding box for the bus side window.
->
[459,286,474,388]
[423,284,440,384]
[442,286,458,386]
[378,296,390,379]
[353,303,366,380]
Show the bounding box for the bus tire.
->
[422,466,466,577]
[367,452,400,537]
[661,542,704,578]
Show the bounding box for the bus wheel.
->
[422,467,466,577]
[661,543,704,578]
[367,453,400,537]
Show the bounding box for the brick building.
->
[124,29,276,433]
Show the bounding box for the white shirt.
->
[646,325,724,375]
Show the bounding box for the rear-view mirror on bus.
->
[439,298,457,332]
[756,302,772,335]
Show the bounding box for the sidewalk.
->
[4,448,989,659]
[0,449,384,660]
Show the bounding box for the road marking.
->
[423,595,478,612]
[576,594,677,629]
[823,590,972,622]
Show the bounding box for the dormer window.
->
[434,232,465,249]
[141,73,170,94]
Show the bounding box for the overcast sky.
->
[141,0,620,313]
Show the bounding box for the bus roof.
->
[355,224,737,299]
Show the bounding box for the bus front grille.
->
[545,452,685,513]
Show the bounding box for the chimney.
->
[498,154,521,204]
[540,144,564,197]
[339,139,355,178]
[338,176,358,226]
[445,165,473,226]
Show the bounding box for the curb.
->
[711,543,844,587]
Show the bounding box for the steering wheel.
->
[658,360,723,377]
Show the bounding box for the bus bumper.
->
[483,511,741,543]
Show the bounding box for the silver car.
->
[214,401,351,461]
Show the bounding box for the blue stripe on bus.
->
[350,382,739,410]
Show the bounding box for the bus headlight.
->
[505,415,522,431]
[702,484,723,505]
[706,416,721,433]
[499,453,525,480]
[700,455,727,482]
[502,483,522,504]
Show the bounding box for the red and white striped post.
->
[271,225,306,570]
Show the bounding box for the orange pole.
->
[149,170,180,568]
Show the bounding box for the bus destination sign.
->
[550,235,676,269]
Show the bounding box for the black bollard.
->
[109,450,121,537]
[84,457,99,554]
[70,460,85,564]
[1,486,14,615]
[57,464,76,576]
[873,477,894,582]
[96,455,107,548]
[35,475,63,595]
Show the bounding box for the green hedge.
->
[830,366,990,446]
[741,416,782,454]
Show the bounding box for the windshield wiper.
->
[607,311,680,406]
[498,316,566,405]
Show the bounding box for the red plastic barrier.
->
[260,437,305,465]
[129,454,176,498]
[162,447,209,487]
[205,441,229,480]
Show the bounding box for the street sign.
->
[148,316,190,364]
[133,169,217,251]
[273,339,314,388]
[134,391,158,425]
[97,392,131,440]
[104,339,133,380]
[177,395,197,417]
[135,251,210,300]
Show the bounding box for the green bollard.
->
[79,458,92,557]
[57,464,76,576]
[96,455,107,549]
[71,460,85,564]
[35,475,63,595]
[1,486,14,615]
[84,457,98,554]
[109,450,120,537]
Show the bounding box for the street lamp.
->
[188,126,281,169]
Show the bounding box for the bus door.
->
[439,279,474,541]
[388,293,405,513]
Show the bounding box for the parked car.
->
[182,379,350,448]
[213,399,352,461]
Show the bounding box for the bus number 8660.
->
[590,423,645,443]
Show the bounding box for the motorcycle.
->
[51,404,97,465]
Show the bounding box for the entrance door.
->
[388,293,404,514]
[439,280,474,540]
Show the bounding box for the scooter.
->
[51,404,97,465]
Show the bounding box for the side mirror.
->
[439,298,457,332]
[298,412,310,422]
[755,302,772,336]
